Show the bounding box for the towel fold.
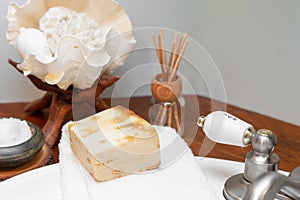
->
[59,123,217,200]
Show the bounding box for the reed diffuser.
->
[151,30,188,135]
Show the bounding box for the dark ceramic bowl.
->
[0,121,44,168]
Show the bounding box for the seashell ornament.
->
[7,0,136,90]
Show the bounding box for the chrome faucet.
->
[197,111,300,200]
[244,168,300,200]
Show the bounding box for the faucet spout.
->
[244,172,300,200]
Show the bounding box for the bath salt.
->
[0,118,32,147]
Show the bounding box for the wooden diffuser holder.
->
[151,73,183,135]
[151,30,188,135]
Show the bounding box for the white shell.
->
[16,28,53,63]
[7,0,136,90]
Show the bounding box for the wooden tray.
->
[0,144,51,181]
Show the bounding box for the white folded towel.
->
[59,123,217,200]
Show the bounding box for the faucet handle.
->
[197,111,255,147]
[198,112,283,200]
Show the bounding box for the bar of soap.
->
[68,106,161,182]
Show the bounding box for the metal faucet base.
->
[223,173,291,200]
[223,173,249,200]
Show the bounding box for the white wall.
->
[0,0,299,126]
[0,0,45,102]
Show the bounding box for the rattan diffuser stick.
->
[169,33,188,82]
[152,31,188,82]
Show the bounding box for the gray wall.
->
[1,0,299,126]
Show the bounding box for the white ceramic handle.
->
[202,111,254,147]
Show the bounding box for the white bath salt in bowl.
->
[0,118,32,147]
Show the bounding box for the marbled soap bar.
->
[68,106,160,182]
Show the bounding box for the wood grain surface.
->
[0,95,299,173]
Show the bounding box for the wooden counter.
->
[0,95,299,173]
